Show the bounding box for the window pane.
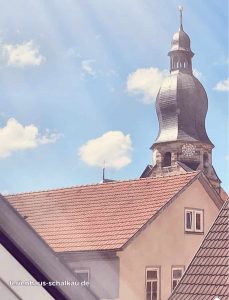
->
[75,272,89,283]
[196,213,201,230]
[146,282,152,293]
[146,282,152,300]
[186,211,192,229]
[152,281,157,300]
[147,270,157,279]
[146,293,151,300]
[172,280,177,290]
[173,269,182,279]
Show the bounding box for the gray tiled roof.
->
[169,201,229,300]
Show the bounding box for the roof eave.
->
[197,172,224,208]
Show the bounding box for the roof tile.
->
[6,172,197,252]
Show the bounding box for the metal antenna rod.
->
[102,160,105,182]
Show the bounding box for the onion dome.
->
[155,73,213,145]
[170,29,192,53]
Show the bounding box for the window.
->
[171,266,185,291]
[203,152,209,168]
[74,269,90,284]
[146,267,160,300]
[162,152,171,167]
[185,209,204,233]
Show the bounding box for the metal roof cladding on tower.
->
[141,7,221,193]
[155,6,211,145]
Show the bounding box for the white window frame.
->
[185,209,194,232]
[171,266,185,292]
[74,269,90,284]
[145,267,160,300]
[184,208,204,233]
[194,210,204,232]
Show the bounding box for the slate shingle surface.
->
[6,173,197,252]
[169,201,229,300]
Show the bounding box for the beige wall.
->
[117,179,219,300]
[63,256,119,299]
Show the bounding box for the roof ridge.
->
[5,171,199,197]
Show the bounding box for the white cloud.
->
[79,131,132,170]
[0,118,60,158]
[1,40,45,67]
[127,67,168,104]
[214,78,229,92]
[193,69,203,80]
[81,59,96,76]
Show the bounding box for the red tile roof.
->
[169,201,229,300]
[7,172,198,252]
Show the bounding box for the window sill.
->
[185,231,204,235]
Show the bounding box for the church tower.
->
[141,7,221,191]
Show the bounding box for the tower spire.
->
[178,5,183,30]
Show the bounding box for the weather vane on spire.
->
[178,5,183,30]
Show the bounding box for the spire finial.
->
[178,5,183,30]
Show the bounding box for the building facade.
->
[117,178,221,300]
[6,173,224,300]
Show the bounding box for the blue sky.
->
[0,0,228,194]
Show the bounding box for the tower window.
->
[163,152,172,167]
[203,152,209,167]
